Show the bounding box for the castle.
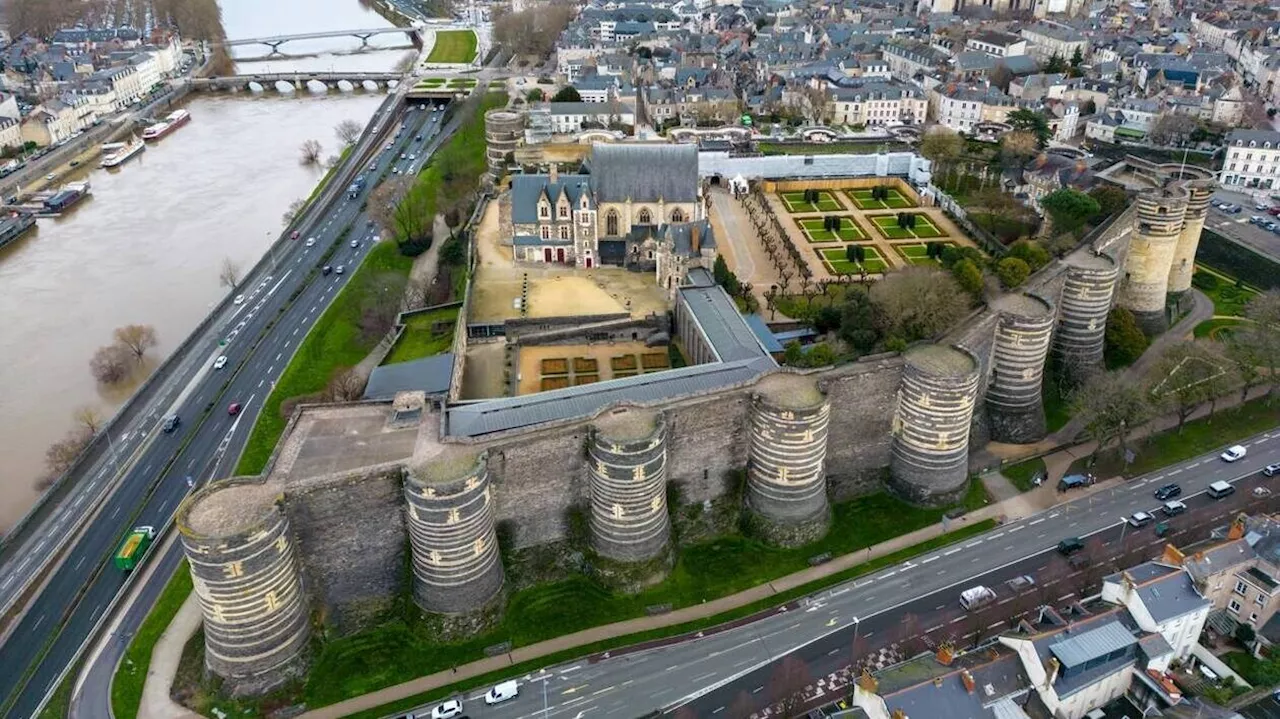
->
[175,147,1217,697]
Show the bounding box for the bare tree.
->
[300,139,323,165]
[729,691,757,719]
[1242,291,1280,402]
[283,198,306,227]
[1000,130,1040,164]
[335,119,362,146]
[394,50,417,73]
[114,324,158,362]
[869,266,972,342]
[89,344,132,385]
[358,271,410,342]
[74,405,104,434]
[771,655,811,718]
[1149,341,1233,431]
[1071,370,1151,462]
[369,176,432,244]
[918,128,963,183]
[493,3,577,58]
[1147,112,1198,146]
[44,426,93,478]
[219,257,242,289]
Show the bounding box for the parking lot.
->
[1207,190,1280,263]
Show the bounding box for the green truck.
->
[113,526,156,572]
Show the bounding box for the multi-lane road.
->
[0,99,460,718]
[379,433,1280,719]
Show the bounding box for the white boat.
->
[100,137,145,168]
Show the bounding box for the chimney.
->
[1034,152,1049,168]
[936,643,955,666]
[1229,514,1247,540]
[1044,656,1061,689]
[1161,544,1186,566]
[891,711,909,719]
[549,163,559,183]
[960,670,976,694]
[857,669,879,695]
[690,224,701,253]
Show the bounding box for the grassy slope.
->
[111,562,194,719]
[426,30,478,63]
[235,242,414,474]
[382,307,459,365]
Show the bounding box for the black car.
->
[1057,537,1084,555]
[1153,483,1181,500]
[162,415,181,433]
[322,265,333,276]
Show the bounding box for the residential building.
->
[0,93,18,121]
[829,81,927,126]
[20,100,83,146]
[931,84,1017,133]
[0,116,22,150]
[543,101,636,134]
[1021,21,1088,64]
[883,42,947,82]
[965,31,1028,58]
[1217,129,1280,191]
[1184,514,1280,645]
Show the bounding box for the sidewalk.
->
[137,594,203,719]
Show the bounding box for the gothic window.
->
[670,208,685,223]
[559,224,570,240]
[606,210,619,236]
[539,204,550,219]
[638,208,652,224]
[558,203,569,219]
[540,225,550,240]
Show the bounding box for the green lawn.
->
[417,77,446,88]
[1194,265,1261,317]
[799,217,866,242]
[344,517,997,719]
[447,78,478,88]
[383,307,459,365]
[426,30,478,64]
[894,242,955,266]
[112,561,194,719]
[304,489,989,707]
[1067,396,1280,480]
[1194,317,1250,340]
[1000,457,1046,492]
[780,191,843,213]
[868,215,946,239]
[847,189,915,210]
[822,246,886,274]
[1222,650,1280,687]
[235,241,415,475]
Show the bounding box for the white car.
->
[350,239,359,248]
[1221,445,1248,462]
[305,237,317,247]
[430,699,464,719]
[1265,463,1280,477]
[1127,511,1154,528]
[233,294,245,305]
[213,356,227,370]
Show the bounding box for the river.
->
[0,0,400,531]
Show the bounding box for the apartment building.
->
[965,31,1028,58]
[1021,21,1088,64]
[931,84,1017,132]
[1218,128,1280,191]
[829,81,927,126]
[0,116,22,150]
[20,100,82,146]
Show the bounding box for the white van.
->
[959,585,997,610]
[485,679,519,705]
[1207,480,1236,499]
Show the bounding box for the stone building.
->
[505,143,708,284]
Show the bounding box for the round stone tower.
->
[588,409,672,564]
[403,449,505,617]
[1167,179,1214,296]
[746,374,832,546]
[986,294,1056,444]
[177,480,311,697]
[1118,185,1190,334]
[484,108,522,180]
[1053,252,1119,379]
[890,345,981,505]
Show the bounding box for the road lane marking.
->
[1008,526,1024,532]
[989,532,1004,540]
[943,548,962,556]
[921,556,938,564]
[592,686,616,696]
[275,353,282,361]
[965,540,983,548]
[1029,518,1044,525]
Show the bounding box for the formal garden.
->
[895,241,956,266]
[820,244,887,275]
[798,216,868,243]
[846,186,915,210]
[780,189,844,213]
[868,213,946,239]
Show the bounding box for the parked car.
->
[1153,483,1181,500]
[1058,473,1096,492]
[430,700,464,719]
[1005,575,1035,592]
[1127,511,1154,528]
[227,402,242,416]
[1250,215,1265,225]
[1057,537,1084,555]
[1265,222,1278,232]
[1208,480,1236,499]
[1161,500,1187,516]
[1221,445,1248,462]
[1257,203,1270,211]
[1265,463,1280,477]
[1268,206,1280,216]
[1228,205,1244,214]
[213,355,227,370]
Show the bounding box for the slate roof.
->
[881,653,1030,718]
[509,174,592,224]
[363,354,454,400]
[585,143,698,203]
[1133,571,1209,624]
[678,271,771,362]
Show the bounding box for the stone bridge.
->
[189,72,403,93]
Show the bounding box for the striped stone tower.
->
[403,449,505,616]
[986,294,1056,444]
[746,374,832,546]
[890,345,981,505]
[588,409,672,563]
[1118,185,1190,334]
[177,480,311,697]
[1053,252,1119,379]
[1167,179,1215,296]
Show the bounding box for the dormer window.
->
[558,204,569,219]
[539,204,550,219]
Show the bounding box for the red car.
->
[1268,207,1280,216]
[290,230,300,239]
[227,402,242,416]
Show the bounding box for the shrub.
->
[1104,306,1149,367]
[1192,272,1219,291]
[996,257,1031,288]
[953,259,984,296]
[1007,240,1050,271]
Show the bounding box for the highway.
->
[0,99,457,718]
[379,434,1280,719]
